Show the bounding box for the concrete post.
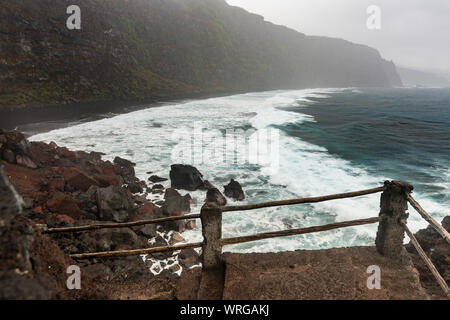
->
[375,180,413,259]
[200,203,223,270]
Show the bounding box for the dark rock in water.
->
[96,186,133,222]
[170,164,205,191]
[206,188,227,206]
[224,179,245,201]
[152,184,164,190]
[152,184,164,194]
[149,175,168,183]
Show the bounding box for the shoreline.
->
[4,85,429,137]
[0,89,257,136]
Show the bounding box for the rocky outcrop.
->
[405,216,449,299]
[0,130,201,299]
[224,179,245,201]
[0,130,37,169]
[113,157,146,194]
[206,188,227,206]
[161,188,195,232]
[149,175,168,183]
[0,165,103,299]
[96,186,134,222]
[170,164,205,191]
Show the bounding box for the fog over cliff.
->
[1,0,402,110]
[227,0,450,75]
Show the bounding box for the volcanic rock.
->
[149,175,168,183]
[161,188,192,232]
[405,216,450,298]
[46,192,83,218]
[169,164,205,191]
[96,186,133,222]
[224,179,245,201]
[2,149,16,163]
[113,157,136,168]
[206,188,227,206]
[52,167,98,192]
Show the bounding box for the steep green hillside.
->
[0,0,402,110]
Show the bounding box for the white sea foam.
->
[30,89,448,253]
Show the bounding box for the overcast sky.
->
[226,0,450,74]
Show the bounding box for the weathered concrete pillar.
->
[200,203,223,270]
[375,180,413,259]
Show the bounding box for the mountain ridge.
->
[0,0,402,111]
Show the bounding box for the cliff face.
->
[0,0,402,110]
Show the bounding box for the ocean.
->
[30,87,450,253]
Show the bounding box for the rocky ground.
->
[0,129,233,299]
[0,129,448,299]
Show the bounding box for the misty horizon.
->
[226,0,450,76]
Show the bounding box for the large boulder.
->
[170,164,205,191]
[96,186,133,222]
[224,179,245,201]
